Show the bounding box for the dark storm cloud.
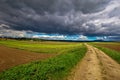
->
[108,36,120,41]
[0,0,120,38]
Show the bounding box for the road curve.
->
[68,44,120,80]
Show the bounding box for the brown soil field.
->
[67,44,120,80]
[96,44,120,52]
[0,46,55,72]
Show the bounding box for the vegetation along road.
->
[0,40,120,80]
[68,44,120,80]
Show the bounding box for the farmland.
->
[0,45,55,72]
[93,42,120,52]
[0,40,87,80]
[0,40,120,80]
[0,40,82,54]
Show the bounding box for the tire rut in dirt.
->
[68,44,103,80]
[67,44,120,80]
[94,47,120,80]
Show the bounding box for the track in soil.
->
[0,46,55,72]
[68,44,120,80]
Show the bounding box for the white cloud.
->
[0,24,27,38]
[0,34,3,36]
[78,35,88,40]
[32,35,66,40]
[0,24,10,29]
[96,36,108,40]
[0,30,26,38]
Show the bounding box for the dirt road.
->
[68,44,120,80]
[0,46,55,72]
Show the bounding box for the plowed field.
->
[0,46,55,72]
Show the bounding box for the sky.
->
[0,0,120,41]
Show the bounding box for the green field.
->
[0,40,87,80]
[0,40,81,54]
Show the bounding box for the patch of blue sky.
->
[26,32,109,41]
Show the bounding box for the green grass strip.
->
[0,44,87,80]
[94,45,120,64]
[0,40,81,54]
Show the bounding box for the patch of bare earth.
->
[67,44,120,80]
[0,46,55,72]
[96,44,120,52]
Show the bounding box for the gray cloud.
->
[0,0,120,40]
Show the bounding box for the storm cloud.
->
[0,0,120,40]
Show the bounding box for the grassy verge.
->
[93,45,120,64]
[0,44,87,80]
[0,40,80,54]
